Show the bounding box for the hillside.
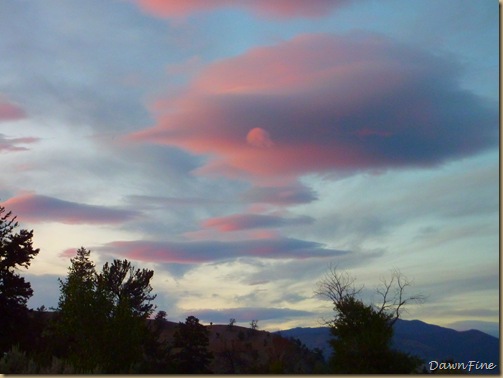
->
[153,320,326,373]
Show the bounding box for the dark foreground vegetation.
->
[0,204,436,374]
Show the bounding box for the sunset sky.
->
[0,0,498,335]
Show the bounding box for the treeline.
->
[0,204,427,374]
[1,244,216,373]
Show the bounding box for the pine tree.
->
[55,247,104,371]
[0,205,39,354]
[173,316,213,373]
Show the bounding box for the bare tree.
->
[314,264,425,373]
[250,319,258,331]
[315,264,424,323]
[314,264,363,306]
[375,268,425,325]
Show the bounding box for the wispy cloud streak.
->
[101,238,348,264]
[0,134,39,153]
[2,194,140,224]
[202,213,314,232]
[136,0,351,19]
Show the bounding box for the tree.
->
[173,316,213,373]
[53,247,104,371]
[55,249,157,373]
[250,319,259,331]
[228,317,236,331]
[98,259,156,318]
[315,265,424,374]
[97,259,156,372]
[138,310,176,373]
[0,205,40,354]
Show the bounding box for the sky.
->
[0,0,499,336]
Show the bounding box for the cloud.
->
[100,237,349,264]
[2,193,140,225]
[202,213,313,232]
[421,270,498,303]
[59,248,78,259]
[186,307,313,324]
[0,134,39,153]
[0,1,170,134]
[127,33,497,182]
[136,0,350,19]
[246,127,274,149]
[0,99,25,122]
[241,184,318,205]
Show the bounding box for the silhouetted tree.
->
[136,310,175,373]
[52,247,104,371]
[98,259,156,372]
[228,317,236,332]
[173,316,213,373]
[0,205,40,354]
[250,319,258,330]
[315,265,424,374]
[55,249,157,373]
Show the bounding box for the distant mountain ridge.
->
[275,319,500,374]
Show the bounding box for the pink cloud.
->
[0,134,38,153]
[127,33,496,182]
[2,194,139,225]
[246,127,274,149]
[0,100,25,122]
[136,0,348,19]
[202,213,313,232]
[59,248,78,259]
[241,184,318,205]
[101,237,347,264]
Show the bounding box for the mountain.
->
[275,319,500,374]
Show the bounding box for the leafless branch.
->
[376,268,426,325]
[314,264,364,306]
[316,265,425,326]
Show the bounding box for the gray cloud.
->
[99,238,349,264]
[0,133,39,153]
[0,0,181,133]
[241,184,318,205]
[3,193,140,224]
[202,213,314,232]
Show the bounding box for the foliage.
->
[0,206,40,355]
[0,345,38,374]
[54,248,157,373]
[316,265,424,374]
[52,247,103,371]
[98,259,156,372]
[173,315,213,373]
[137,310,176,373]
[0,344,102,374]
